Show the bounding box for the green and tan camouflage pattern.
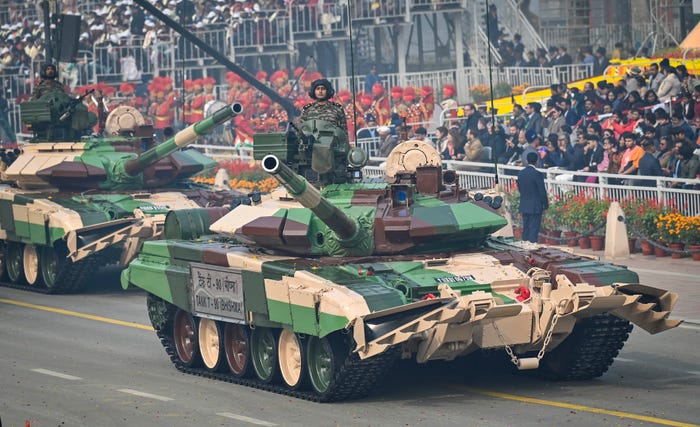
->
[122,237,681,362]
[0,103,246,292]
[3,103,240,191]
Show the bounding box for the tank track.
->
[154,302,398,402]
[0,252,110,294]
[539,314,633,381]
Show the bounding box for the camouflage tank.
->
[0,91,247,293]
[120,120,682,401]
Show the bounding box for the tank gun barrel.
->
[123,102,242,177]
[262,154,358,241]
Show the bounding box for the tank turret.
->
[4,102,243,190]
[211,121,508,257]
[261,154,372,256]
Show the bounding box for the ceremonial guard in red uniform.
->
[189,79,205,123]
[182,79,194,124]
[419,85,435,124]
[371,83,390,126]
[390,86,408,118]
[403,87,422,130]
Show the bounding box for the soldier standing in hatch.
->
[299,79,347,132]
[30,64,65,100]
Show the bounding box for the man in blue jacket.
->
[517,152,549,243]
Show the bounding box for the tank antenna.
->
[347,1,358,141]
[485,0,500,190]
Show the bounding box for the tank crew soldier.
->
[517,151,549,243]
[299,79,347,132]
[0,91,16,146]
[30,64,65,100]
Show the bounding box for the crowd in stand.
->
[436,59,699,188]
[0,2,699,188]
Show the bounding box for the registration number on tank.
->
[190,263,244,321]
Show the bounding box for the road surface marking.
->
[679,323,700,331]
[31,368,82,381]
[117,388,173,401]
[446,385,699,427]
[613,357,635,362]
[0,298,153,331]
[217,412,277,426]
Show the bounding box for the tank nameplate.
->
[190,263,245,321]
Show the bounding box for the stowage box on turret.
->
[0,92,248,293]
[121,119,682,402]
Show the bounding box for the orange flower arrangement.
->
[469,84,490,102]
[511,83,529,96]
[655,212,700,245]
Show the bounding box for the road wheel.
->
[251,327,280,383]
[5,242,24,284]
[278,329,306,390]
[306,334,346,397]
[223,323,251,378]
[23,244,42,286]
[173,309,200,367]
[40,245,65,290]
[198,318,224,371]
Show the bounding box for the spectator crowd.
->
[0,1,698,189]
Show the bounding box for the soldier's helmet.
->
[308,79,335,101]
[40,63,58,79]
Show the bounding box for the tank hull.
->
[0,183,245,293]
[121,237,681,401]
[1,103,245,293]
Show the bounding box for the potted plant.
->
[636,199,677,255]
[503,188,522,238]
[684,215,700,261]
[656,212,700,258]
[557,192,579,246]
[584,197,610,251]
[619,197,646,252]
[469,84,491,103]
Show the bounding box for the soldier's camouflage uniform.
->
[300,101,348,131]
[30,79,65,100]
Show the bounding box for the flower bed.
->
[191,158,279,193]
[655,212,700,245]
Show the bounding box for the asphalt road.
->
[1,266,698,427]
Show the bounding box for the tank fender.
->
[120,248,192,312]
[263,271,372,338]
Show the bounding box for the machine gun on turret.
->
[253,119,368,187]
[21,90,98,142]
[59,89,95,121]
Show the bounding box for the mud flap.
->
[66,217,161,263]
[612,283,683,334]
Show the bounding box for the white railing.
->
[190,146,700,217]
